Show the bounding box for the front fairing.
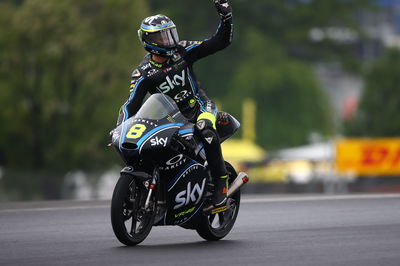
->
[111,94,189,164]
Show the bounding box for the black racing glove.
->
[217,111,230,125]
[214,0,232,22]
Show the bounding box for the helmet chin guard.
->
[138,14,179,57]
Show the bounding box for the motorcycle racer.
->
[116,0,233,208]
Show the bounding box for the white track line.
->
[241,194,400,203]
[0,205,107,213]
[0,194,399,213]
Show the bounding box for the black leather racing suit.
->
[117,17,233,179]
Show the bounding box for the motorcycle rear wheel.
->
[111,173,155,246]
[195,162,241,241]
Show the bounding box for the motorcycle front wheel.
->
[111,173,155,246]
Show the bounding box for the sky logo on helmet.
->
[142,15,175,31]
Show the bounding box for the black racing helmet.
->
[138,15,179,57]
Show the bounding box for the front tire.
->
[195,162,241,241]
[111,173,155,246]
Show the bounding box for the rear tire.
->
[195,162,241,241]
[111,173,155,246]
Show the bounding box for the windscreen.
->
[134,93,186,122]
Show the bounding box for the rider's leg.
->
[196,119,228,207]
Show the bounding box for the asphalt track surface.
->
[1,194,400,266]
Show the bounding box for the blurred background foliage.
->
[345,49,400,137]
[150,0,372,148]
[0,0,149,198]
[1,0,399,200]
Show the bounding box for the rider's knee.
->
[196,125,218,146]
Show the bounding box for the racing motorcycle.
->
[109,93,249,246]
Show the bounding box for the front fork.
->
[144,167,159,210]
[144,167,167,212]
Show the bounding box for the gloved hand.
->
[214,0,232,21]
[217,111,230,125]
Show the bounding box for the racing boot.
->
[204,174,229,214]
[212,174,228,207]
[203,175,228,215]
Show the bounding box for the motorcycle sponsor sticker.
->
[173,178,206,210]
[130,118,158,127]
[211,205,228,214]
[166,154,184,165]
[160,154,187,170]
[174,206,195,218]
[163,162,208,225]
[169,163,198,188]
[150,136,168,147]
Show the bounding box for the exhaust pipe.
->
[203,172,249,214]
[227,172,249,198]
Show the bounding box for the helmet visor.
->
[144,27,179,48]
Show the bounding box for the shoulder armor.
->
[131,69,141,78]
[133,64,160,82]
[130,68,143,89]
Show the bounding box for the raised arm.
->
[184,0,233,64]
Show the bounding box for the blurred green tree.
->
[149,0,373,96]
[345,49,400,137]
[0,0,377,199]
[225,29,333,149]
[0,0,149,198]
[148,0,372,148]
